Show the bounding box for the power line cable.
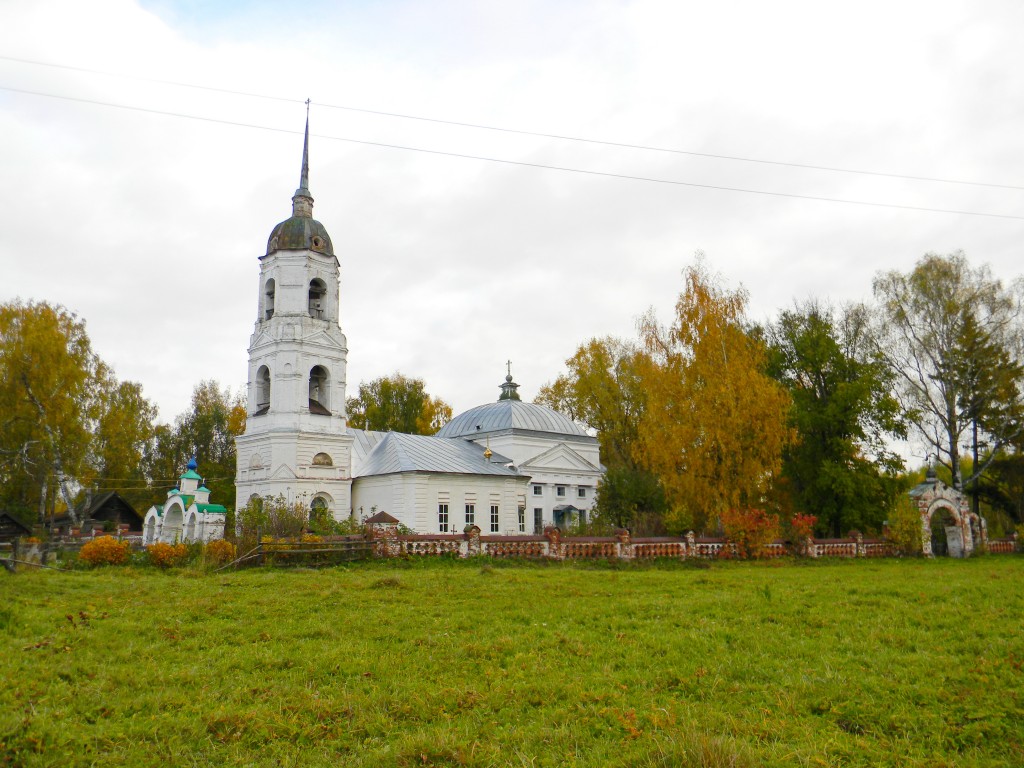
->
[2,52,1021,192]
[2,83,1023,221]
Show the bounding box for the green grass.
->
[2,557,1023,766]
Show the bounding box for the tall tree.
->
[536,338,649,470]
[873,251,1024,491]
[346,373,452,434]
[537,338,661,531]
[636,264,792,533]
[89,377,159,510]
[0,301,103,524]
[766,301,906,535]
[159,381,245,505]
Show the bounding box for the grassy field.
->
[1,556,1023,767]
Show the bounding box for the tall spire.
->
[292,100,313,218]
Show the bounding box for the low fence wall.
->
[367,525,957,562]
[1,528,1018,571]
[988,537,1018,554]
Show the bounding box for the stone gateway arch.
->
[908,467,987,557]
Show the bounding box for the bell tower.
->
[235,109,354,518]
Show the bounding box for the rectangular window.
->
[533,485,542,496]
[490,504,499,533]
[438,503,449,532]
[518,507,525,533]
[534,508,543,534]
[556,486,566,497]
[578,487,586,498]
[465,504,475,527]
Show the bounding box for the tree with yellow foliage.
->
[346,373,452,435]
[636,264,792,533]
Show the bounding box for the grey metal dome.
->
[436,399,589,438]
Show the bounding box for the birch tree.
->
[873,252,1024,491]
[636,264,792,533]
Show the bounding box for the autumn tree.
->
[146,380,246,507]
[536,338,665,530]
[89,377,158,511]
[765,301,906,535]
[346,373,452,434]
[873,252,1024,493]
[636,264,792,533]
[0,300,163,524]
[0,301,103,524]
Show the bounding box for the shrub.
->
[79,536,131,566]
[786,513,818,556]
[721,508,780,559]
[788,513,817,541]
[205,538,236,565]
[887,495,924,555]
[237,495,308,550]
[147,542,189,568]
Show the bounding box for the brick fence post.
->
[366,521,400,558]
[544,526,562,560]
[615,528,632,560]
[855,531,865,557]
[685,531,696,559]
[465,524,481,557]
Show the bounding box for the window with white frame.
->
[490,504,499,533]
[533,508,543,534]
[556,486,566,497]
[438,503,449,532]
[533,485,542,496]
[518,507,525,533]
[578,487,587,499]
[465,504,475,527]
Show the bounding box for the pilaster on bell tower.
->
[235,105,354,519]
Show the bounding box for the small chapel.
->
[233,116,604,534]
[142,458,227,545]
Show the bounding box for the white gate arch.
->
[908,467,986,557]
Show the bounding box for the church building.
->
[234,118,603,533]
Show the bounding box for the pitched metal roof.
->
[436,399,590,439]
[349,428,389,469]
[356,432,522,478]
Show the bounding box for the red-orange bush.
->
[146,542,188,568]
[720,508,780,559]
[789,513,817,541]
[79,536,130,566]
[205,538,236,565]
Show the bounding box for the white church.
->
[233,118,603,535]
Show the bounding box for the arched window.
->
[264,279,276,320]
[256,366,271,413]
[312,452,333,466]
[311,496,329,513]
[308,278,327,318]
[309,365,330,413]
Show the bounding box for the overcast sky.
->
[2,0,1023,457]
